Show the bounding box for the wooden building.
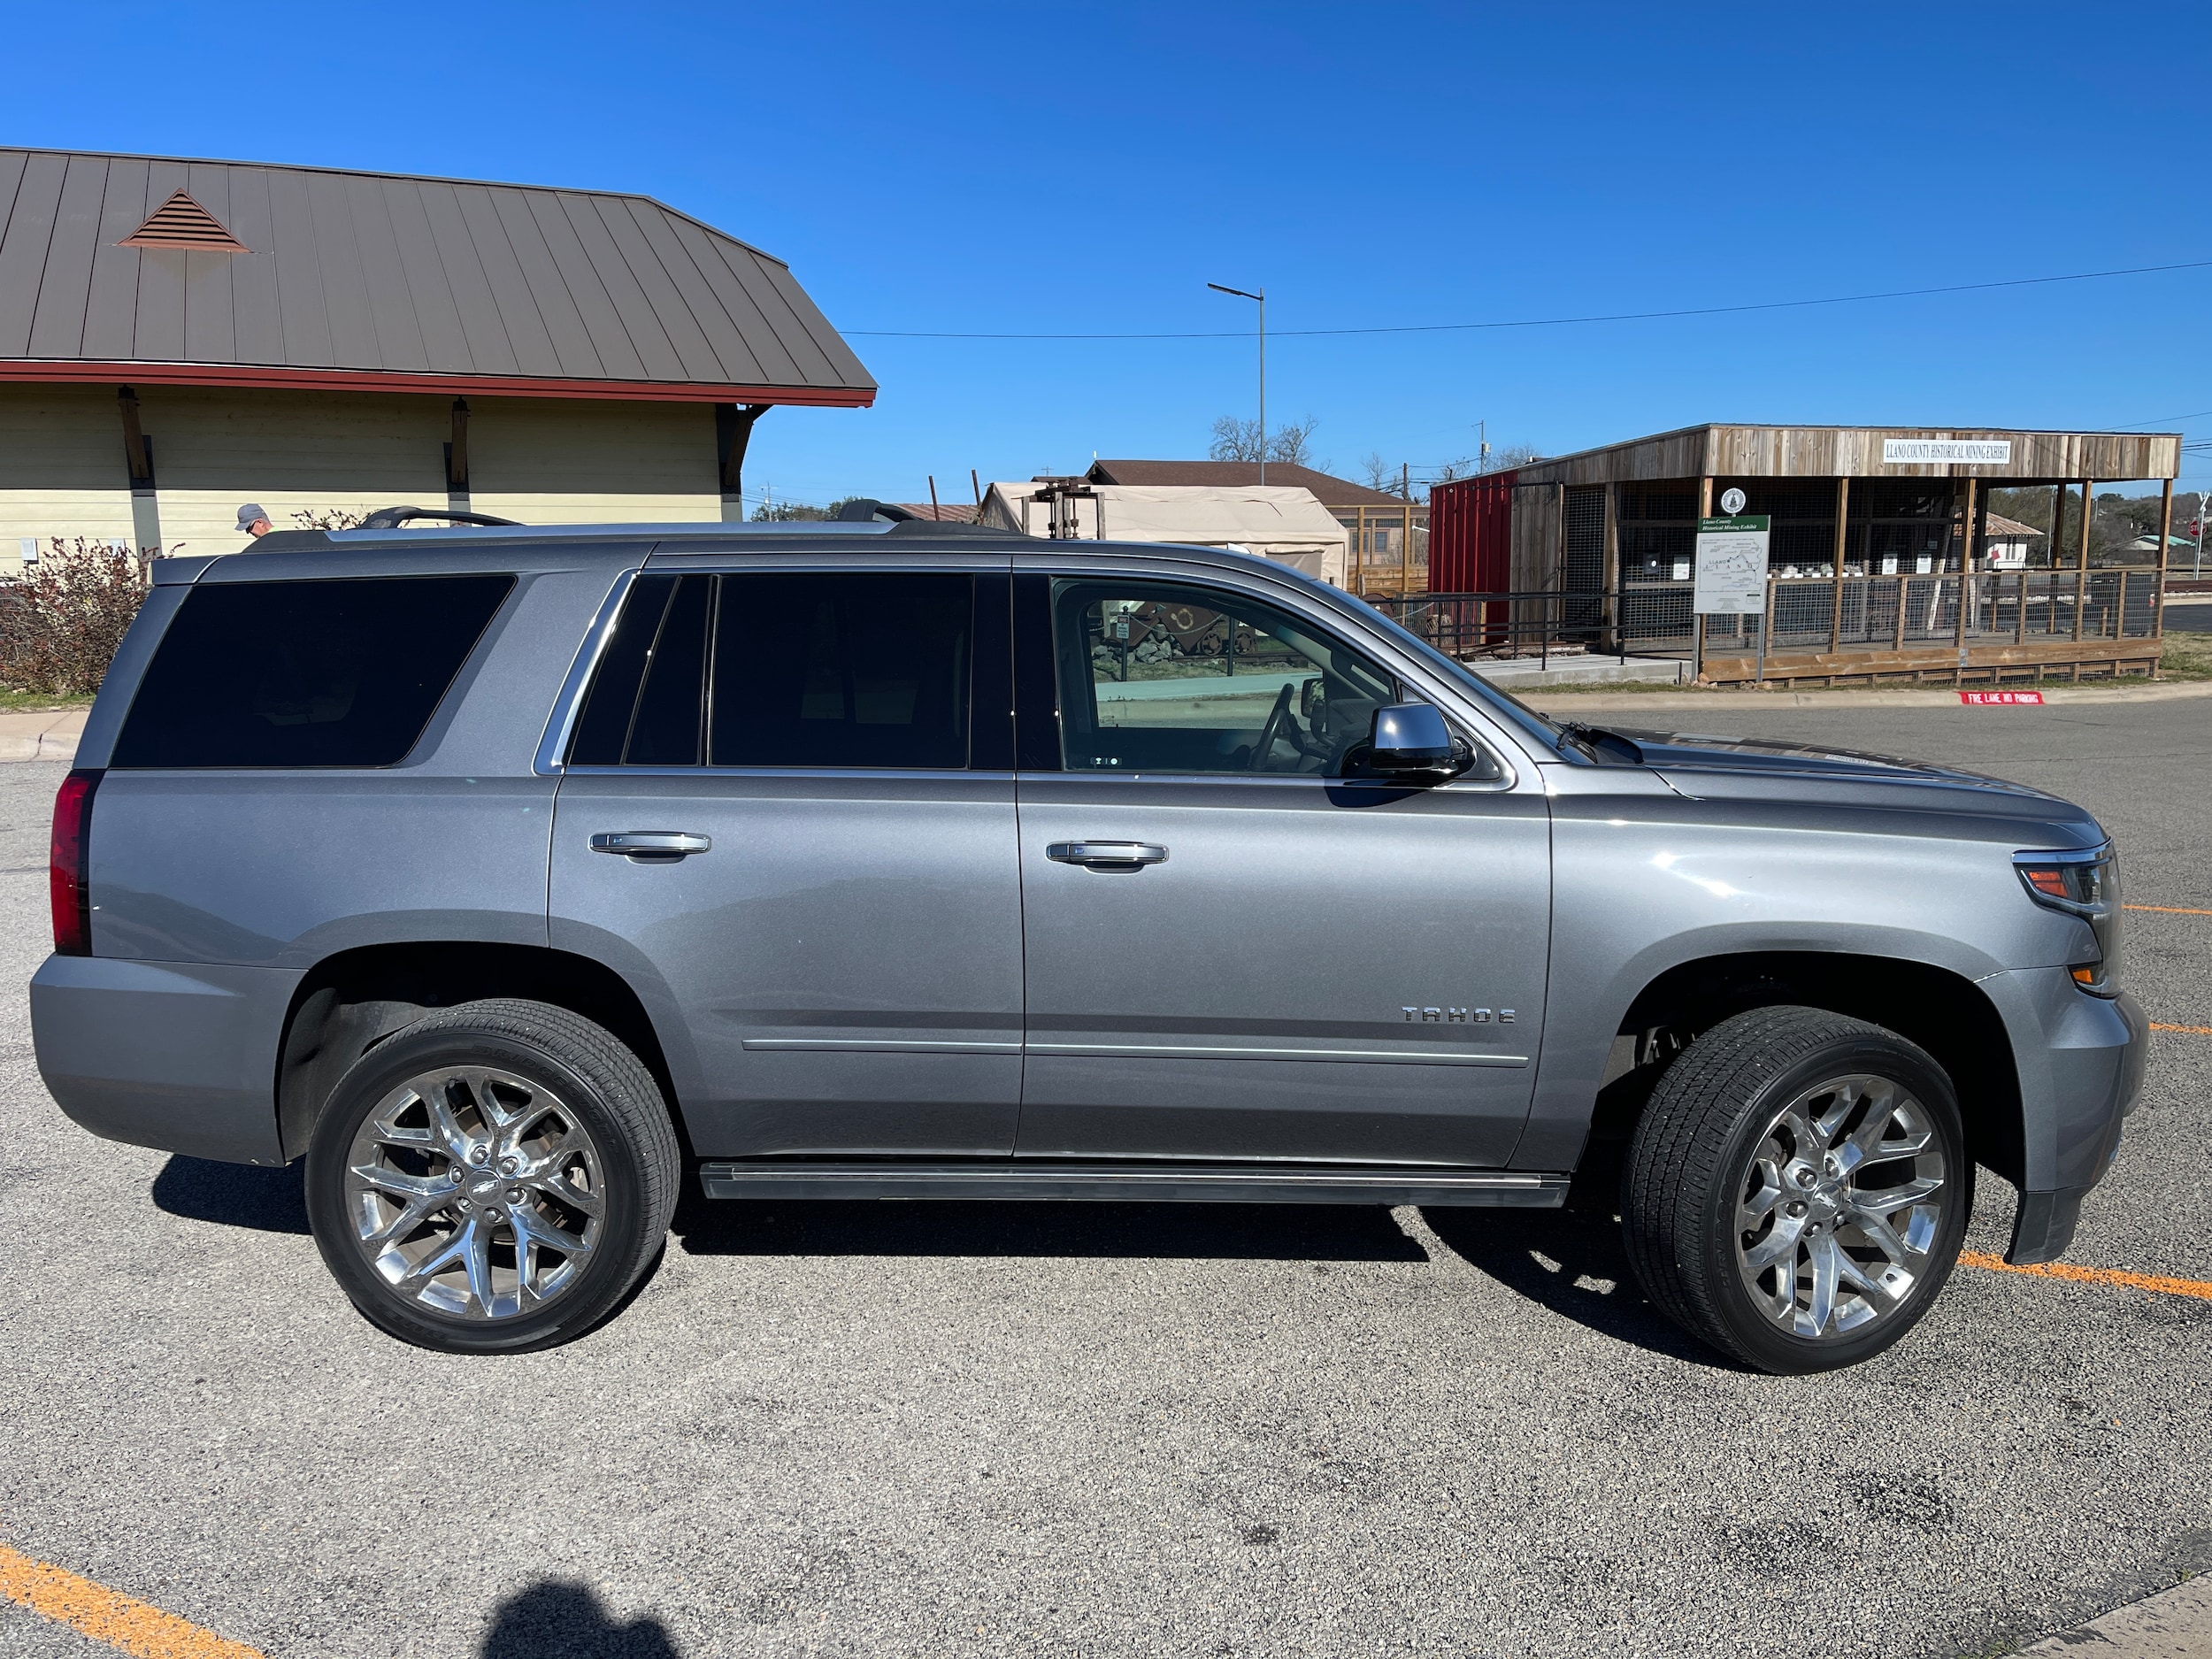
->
[0,147,876,560]
[1428,425,2183,686]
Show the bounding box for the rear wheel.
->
[304,999,680,1353]
[1622,1006,1970,1373]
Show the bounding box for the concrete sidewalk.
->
[2016,1572,2212,1656]
[1523,679,2212,716]
[0,708,84,763]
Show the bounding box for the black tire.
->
[1621,1005,1971,1374]
[304,998,680,1353]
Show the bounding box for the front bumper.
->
[31,954,301,1165]
[1992,977,2145,1265]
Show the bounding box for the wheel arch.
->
[1573,949,2023,1204]
[273,941,686,1163]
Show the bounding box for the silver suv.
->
[31,522,2145,1371]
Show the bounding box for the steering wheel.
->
[1248,681,1296,771]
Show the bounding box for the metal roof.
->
[0,147,876,406]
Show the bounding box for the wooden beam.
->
[445,398,470,493]
[116,386,152,485]
[1694,476,1712,680]
[1954,478,1976,675]
[1829,475,1848,653]
[2073,479,2092,641]
[2155,477,2175,640]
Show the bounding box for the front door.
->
[550,561,1024,1159]
[1012,568,1550,1167]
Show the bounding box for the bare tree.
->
[1211,415,1324,470]
[1210,416,1265,462]
[1268,416,1321,469]
[1358,452,1395,493]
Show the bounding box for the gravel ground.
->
[2,698,2208,1659]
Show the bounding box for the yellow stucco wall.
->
[0,384,727,564]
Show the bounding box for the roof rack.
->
[357,505,523,531]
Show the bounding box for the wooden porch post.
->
[2154,477,2175,640]
[1603,480,1621,655]
[1829,475,1848,654]
[2072,479,2093,641]
[1954,478,1976,678]
[1694,476,1712,680]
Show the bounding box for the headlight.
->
[2013,843,2121,995]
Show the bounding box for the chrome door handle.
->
[589,832,711,858]
[1047,841,1168,867]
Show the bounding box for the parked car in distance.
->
[33,518,2145,1370]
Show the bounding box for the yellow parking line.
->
[0,1543,265,1659]
[1959,1251,2212,1302]
[2149,1023,2212,1036]
[2124,904,2212,915]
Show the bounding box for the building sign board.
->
[1882,438,2013,465]
[1694,515,1770,615]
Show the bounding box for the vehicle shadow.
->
[481,1581,679,1658]
[150,1155,310,1234]
[672,1189,1428,1263]
[1417,1204,1742,1369]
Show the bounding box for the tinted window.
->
[111,575,513,769]
[567,574,676,765]
[1049,578,1396,776]
[626,575,711,765]
[710,573,972,768]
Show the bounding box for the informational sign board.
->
[1882,438,2012,465]
[1694,515,1770,614]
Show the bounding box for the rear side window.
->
[567,572,974,770]
[111,575,514,769]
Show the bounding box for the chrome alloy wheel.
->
[343,1065,605,1320]
[1733,1073,1948,1340]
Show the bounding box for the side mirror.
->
[1350,703,1470,784]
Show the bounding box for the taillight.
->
[2013,843,2120,995]
[50,768,101,956]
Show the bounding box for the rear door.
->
[1010,560,1551,1167]
[549,554,1024,1159]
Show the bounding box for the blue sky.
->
[9,1,2209,503]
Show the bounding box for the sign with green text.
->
[1694,515,1770,615]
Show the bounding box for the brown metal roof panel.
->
[554,193,684,381]
[27,154,106,358]
[414,183,511,376]
[344,173,428,373]
[380,178,472,374]
[450,185,563,377]
[81,157,147,360]
[180,164,237,363]
[304,170,380,368]
[614,204,770,384]
[627,210,767,381]
[265,168,334,365]
[608,198,746,383]
[222,166,284,366]
[486,187,603,379]
[615,202,761,382]
[656,216,793,385]
[523,191,649,381]
[706,235,843,386]
[752,253,874,389]
[0,151,67,357]
[131,159,192,366]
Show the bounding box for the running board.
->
[698,1161,1570,1208]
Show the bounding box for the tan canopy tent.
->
[980,482,1351,586]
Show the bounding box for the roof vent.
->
[119,190,249,253]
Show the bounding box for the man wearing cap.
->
[236,503,272,540]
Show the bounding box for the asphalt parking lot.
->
[3,696,2208,1659]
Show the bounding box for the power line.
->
[845,258,2212,342]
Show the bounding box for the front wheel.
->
[1622,1006,1970,1374]
[305,999,680,1353]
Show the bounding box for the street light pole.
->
[1208,282,1265,485]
